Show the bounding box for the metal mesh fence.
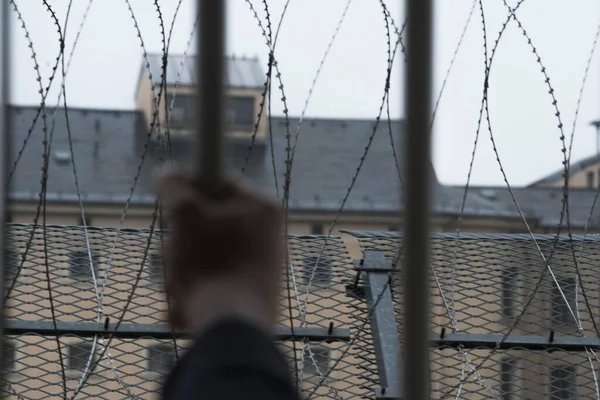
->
[346,230,600,400]
[10,224,600,399]
[2,223,378,400]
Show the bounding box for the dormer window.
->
[53,150,71,166]
[165,93,195,128]
[226,96,255,131]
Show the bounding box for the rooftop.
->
[140,53,266,90]
[10,105,588,223]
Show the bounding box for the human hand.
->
[156,170,284,335]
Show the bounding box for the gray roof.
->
[528,153,600,187]
[141,53,265,89]
[457,185,600,228]
[7,106,154,204]
[7,105,523,218]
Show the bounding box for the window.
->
[302,345,330,376]
[587,171,595,188]
[502,266,519,318]
[302,256,332,288]
[551,277,576,325]
[147,252,163,284]
[226,96,255,130]
[67,342,96,374]
[4,340,16,371]
[500,358,517,400]
[165,93,195,127]
[78,215,92,226]
[311,224,323,235]
[147,343,176,374]
[69,250,99,282]
[549,365,576,399]
[53,150,71,165]
[4,249,20,280]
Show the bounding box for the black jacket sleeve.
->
[162,319,299,400]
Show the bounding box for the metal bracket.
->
[4,320,352,342]
[359,250,403,399]
[353,254,393,272]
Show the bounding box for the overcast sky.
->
[7,0,600,187]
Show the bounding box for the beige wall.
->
[135,70,268,141]
[535,160,600,189]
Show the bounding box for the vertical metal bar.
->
[197,0,225,194]
[403,0,432,399]
[0,0,9,387]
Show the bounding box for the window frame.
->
[551,276,576,326]
[165,93,195,127]
[78,215,92,226]
[310,224,323,235]
[301,344,331,377]
[502,266,519,318]
[4,340,17,372]
[68,250,100,283]
[147,251,163,284]
[500,358,517,400]
[549,365,577,399]
[66,341,97,376]
[4,247,20,281]
[302,255,333,289]
[147,343,176,374]
[226,96,255,130]
[587,171,595,188]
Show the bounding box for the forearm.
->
[163,318,298,400]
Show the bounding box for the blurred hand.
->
[156,170,284,335]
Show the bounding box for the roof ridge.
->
[269,115,404,123]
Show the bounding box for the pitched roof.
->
[139,53,265,90]
[528,153,600,187]
[7,105,522,218]
[8,106,156,205]
[455,185,600,228]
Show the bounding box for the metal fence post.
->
[354,250,403,400]
[0,0,10,385]
[403,0,433,398]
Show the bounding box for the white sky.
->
[7,0,600,187]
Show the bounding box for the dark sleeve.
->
[162,318,299,400]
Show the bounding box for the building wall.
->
[537,161,600,189]
[134,70,268,141]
